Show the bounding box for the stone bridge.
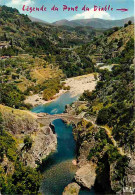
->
[36,113,82,126]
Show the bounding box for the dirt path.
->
[101,125,125,156]
[84,117,125,156]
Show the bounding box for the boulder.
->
[75,163,96,189]
[63,182,81,195]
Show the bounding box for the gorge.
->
[31,92,96,195]
[0,5,134,195]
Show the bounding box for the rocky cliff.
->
[63,182,81,195]
[0,104,57,168]
[65,101,135,194]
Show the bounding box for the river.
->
[32,92,95,195]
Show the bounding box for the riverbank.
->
[24,73,98,106]
[31,89,96,195]
[65,73,97,97]
[24,89,67,106]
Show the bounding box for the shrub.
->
[96,108,110,125]
[128,20,132,25]
[124,23,128,28]
[24,136,33,150]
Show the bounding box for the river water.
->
[32,92,95,195]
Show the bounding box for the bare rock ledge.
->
[75,163,96,189]
[63,182,81,195]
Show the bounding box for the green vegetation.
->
[88,128,129,192]
[106,38,134,64]
[124,20,132,27]
[74,117,131,192]
[0,7,134,110]
[88,128,111,160]
[0,5,104,80]
[0,112,42,194]
[0,5,134,194]
[75,23,133,64]
[54,49,95,77]
[77,22,134,192]
[0,5,99,110]
[0,84,25,108]
[81,59,134,150]
[24,135,33,150]
[1,161,42,195]
[42,79,63,100]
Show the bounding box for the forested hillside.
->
[74,29,134,193]
[75,23,134,64]
[0,5,134,195]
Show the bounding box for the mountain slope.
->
[53,17,134,29]
[75,23,134,64]
[28,16,49,24]
[52,19,79,27]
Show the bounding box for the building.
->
[0,41,10,49]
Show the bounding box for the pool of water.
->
[32,92,95,195]
[31,92,77,115]
[40,119,77,195]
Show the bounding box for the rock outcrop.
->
[0,104,57,168]
[0,104,38,135]
[126,154,135,188]
[63,182,81,195]
[21,126,57,168]
[1,154,14,175]
[73,119,99,167]
[75,163,96,189]
[117,153,135,195]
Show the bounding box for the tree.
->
[24,135,33,150]
[96,108,110,125]
[0,113,4,136]
[124,23,128,28]
[4,161,42,195]
[128,20,132,25]
[114,27,119,32]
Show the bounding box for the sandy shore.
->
[24,89,67,106]
[65,73,98,97]
[24,73,98,106]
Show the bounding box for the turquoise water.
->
[32,92,77,115]
[32,92,95,195]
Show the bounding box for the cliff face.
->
[0,104,57,168]
[124,154,135,194]
[72,118,98,190]
[21,125,57,168]
[0,104,38,135]
[66,101,134,194]
[73,119,98,167]
[73,118,119,193]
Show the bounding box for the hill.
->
[0,5,99,56]
[0,5,134,195]
[28,16,49,24]
[52,17,134,29]
[75,23,134,64]
[0,6,133,96]
[0,103,57,194]
[65,24,134,194]
[53,19,78,27]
